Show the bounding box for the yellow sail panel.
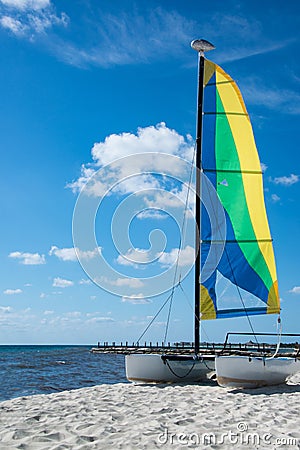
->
[204,60,216,86]
[267,281,280,314]
[200,285,216,320]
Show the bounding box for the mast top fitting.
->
[191,39,215,54]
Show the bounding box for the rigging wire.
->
[136,291,174,344]
[163,143,197,343]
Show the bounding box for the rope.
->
[201,357,214,371]
[164,358,196,379]
[268,316,282,359]
[164,355,214,379]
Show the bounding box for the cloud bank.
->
[52,277,74,288]
[0,0,68,38]
[49,246,101,262]
[67,122,194,199]
[3,288,22,295]
[9,251,46,265]
[271,174,299,186]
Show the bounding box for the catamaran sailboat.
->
[126,39,300,386]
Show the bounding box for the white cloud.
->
[219,41,293,66]
[3,288,22,295]
[0,3,293,72]
[66,311,81,318]
[144,188,192,210]
[49,246,101,262]
[67,123,194,197]
[207,13,295,67]
[0,306,121,339]
[52,277,74,288]
[0,14,27,34]
[271,194,280,203]
[121,294,151,304]
[78,279,92,285]
[271,174,299,186]
[241,78,300,115]
[49,246,77,261]
[98,275,144,289]
[0,0,50,10]
[50,8,292,69]
[289,287,300,295]
[136,209,168,220]
[86,316,114,323]
[112,278,144,288]
[0,306,12,312]
[261,163,268,173]
[0,0,68,38]
[157,245,195,268]
[9,251,46,265]
[53,8,194,68]
[91,123,192,167]
[117,248,150,266]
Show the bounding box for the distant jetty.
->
[90,339,299,357]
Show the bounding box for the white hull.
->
[216,355,300,388]
[126,353,215,383]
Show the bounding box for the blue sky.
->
[0,0,299,345]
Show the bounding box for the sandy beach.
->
[1,374,300,449]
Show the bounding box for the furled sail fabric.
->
[200,59,280,320]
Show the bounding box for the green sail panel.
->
[200,60,280,320]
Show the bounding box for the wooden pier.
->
[90,341,217,355]
[90,338,300,358]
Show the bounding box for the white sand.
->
[1,375,300,449]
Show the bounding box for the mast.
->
[191,39,215,354]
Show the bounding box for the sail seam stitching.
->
[206,80,234,86]
[204,112,248,116]
[203,168,262,174]
[201,239,273,243]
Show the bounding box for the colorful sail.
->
[200,59,280,320]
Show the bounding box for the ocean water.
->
[0,345,128,402]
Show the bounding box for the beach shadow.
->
[229,382,300,396]
[131,378,300,395]
[135,378,218,389]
